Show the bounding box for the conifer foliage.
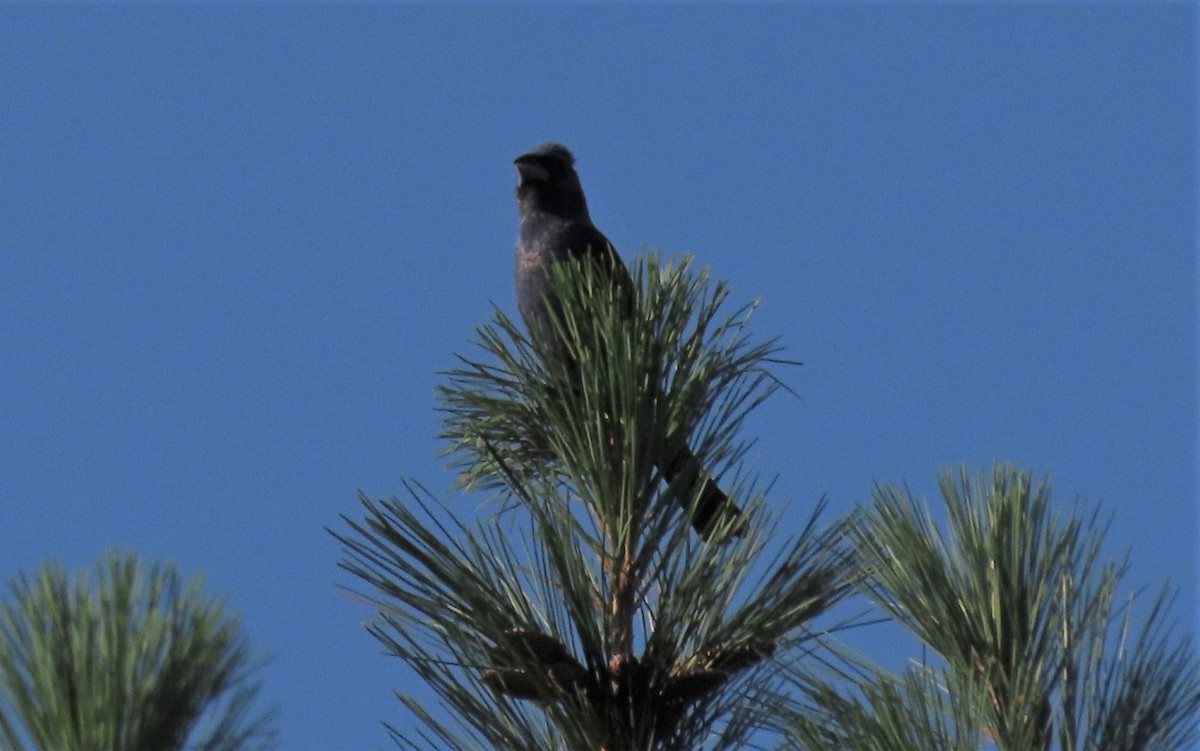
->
[0,551,275,751]
[336,254,851,750]
[336,253,1199,750]
[786,466,1200,751]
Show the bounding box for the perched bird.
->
[512,142,744,540]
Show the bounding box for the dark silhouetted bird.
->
[512,142,744,540]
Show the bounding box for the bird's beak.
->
[514,156,549,184]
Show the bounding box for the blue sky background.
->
[0,5,1194,749]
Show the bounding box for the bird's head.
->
[514,142,590,220]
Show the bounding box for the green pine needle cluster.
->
[337,253,852,750]
[787,465,1200,751]
[0,551,275,751]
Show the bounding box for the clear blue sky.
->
[1,5,1194,750]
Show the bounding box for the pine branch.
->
[338,252,852,749]
[842,464,1200,751]
[0,551,275,751]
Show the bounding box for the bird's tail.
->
[661,447,746,541]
